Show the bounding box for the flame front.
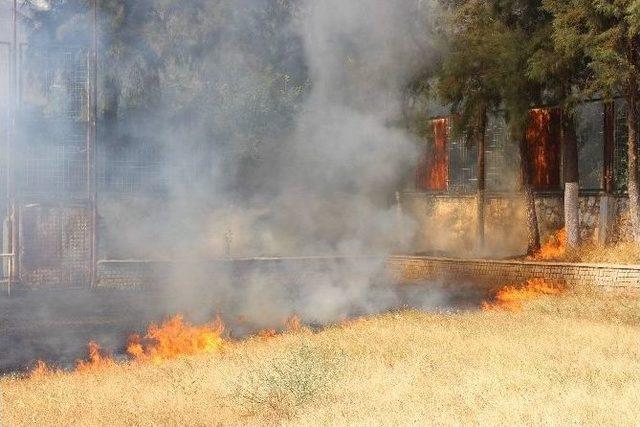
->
[482,278,563,311]
[29,360,53,378]
[530,228,566,261]
[126,314,224,363]
[75,341,116,372]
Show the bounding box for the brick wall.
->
[387,256,640,290]
[97,256,388,289]
[97,256,640,290]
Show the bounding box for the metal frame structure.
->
[417,98,633,198]
[2,0,99,294]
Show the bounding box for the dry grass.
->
[563,242,640,264]
[1,287,639,426]
[530,228,640,264]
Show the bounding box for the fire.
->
[126,314,224,363]
[255,314,303,339]
[530,228,566,261]
[257,328,277,339]
[75,341,116,372]
[28,315,225,377]
[284,314,302,332]
[32,342,116,376]
[482,278,563,312]
[29,360,54,378]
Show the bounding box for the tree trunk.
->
[562,110,580,248]
[627,74,640,243]
[519,132,541,255]
[476,107,488,252]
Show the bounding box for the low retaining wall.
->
[387,256,640,289]
[97,256,640,290]
[97,256,388,289]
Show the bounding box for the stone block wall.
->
[401,192,633,257]
[402,193,528,257]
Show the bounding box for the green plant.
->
[232,341,344,417]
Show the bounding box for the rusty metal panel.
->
[526,108,561,190]
[416,117,449,191]
[20,203,90,289]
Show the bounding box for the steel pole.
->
[87,0,98,288]
[7,0,18,294]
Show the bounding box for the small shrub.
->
[232,341,344,418]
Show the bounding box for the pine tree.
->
[436,0,503,251]
[528,5,591,249]
[545,0,640,242]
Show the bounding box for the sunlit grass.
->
[1,287,638,426]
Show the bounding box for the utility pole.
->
[7,0,19,294]
[87,0,98,288]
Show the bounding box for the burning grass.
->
[482,278,563,311]
[126,314,224,363]
[528,228,567,261]
[529,228,640,264]
[2,286,639,426]
[29,315,225,376]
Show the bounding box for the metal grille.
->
[611,98,640,192]
[0,42,9,200]
[447,127,477,194]
[97,144,207,194]
[20,204,91,288]
[485,115,518,192]
[576,101,604,190]
[0,42,9,118]
[17,45,88,198]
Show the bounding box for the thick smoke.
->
[266,0,429,255]
[155,0,443,326]
[94,0,437,259]
[1,0,456,372]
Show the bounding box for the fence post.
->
[7,0,19,291]
[87,0,99,288]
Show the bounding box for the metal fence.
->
[419,101,627,196]
[1,37,638,291]
[0,41,211,291]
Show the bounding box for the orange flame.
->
[29,315,225,377]
[529,229,566,261]
[482,278,563,312]
[126,314,224,363]
[75,341,116,372]
[29,360,54,378]
[284,314,303,332]
[255,314,303,340]
[257,328,277,339]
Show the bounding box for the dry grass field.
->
[1,286,639,426]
